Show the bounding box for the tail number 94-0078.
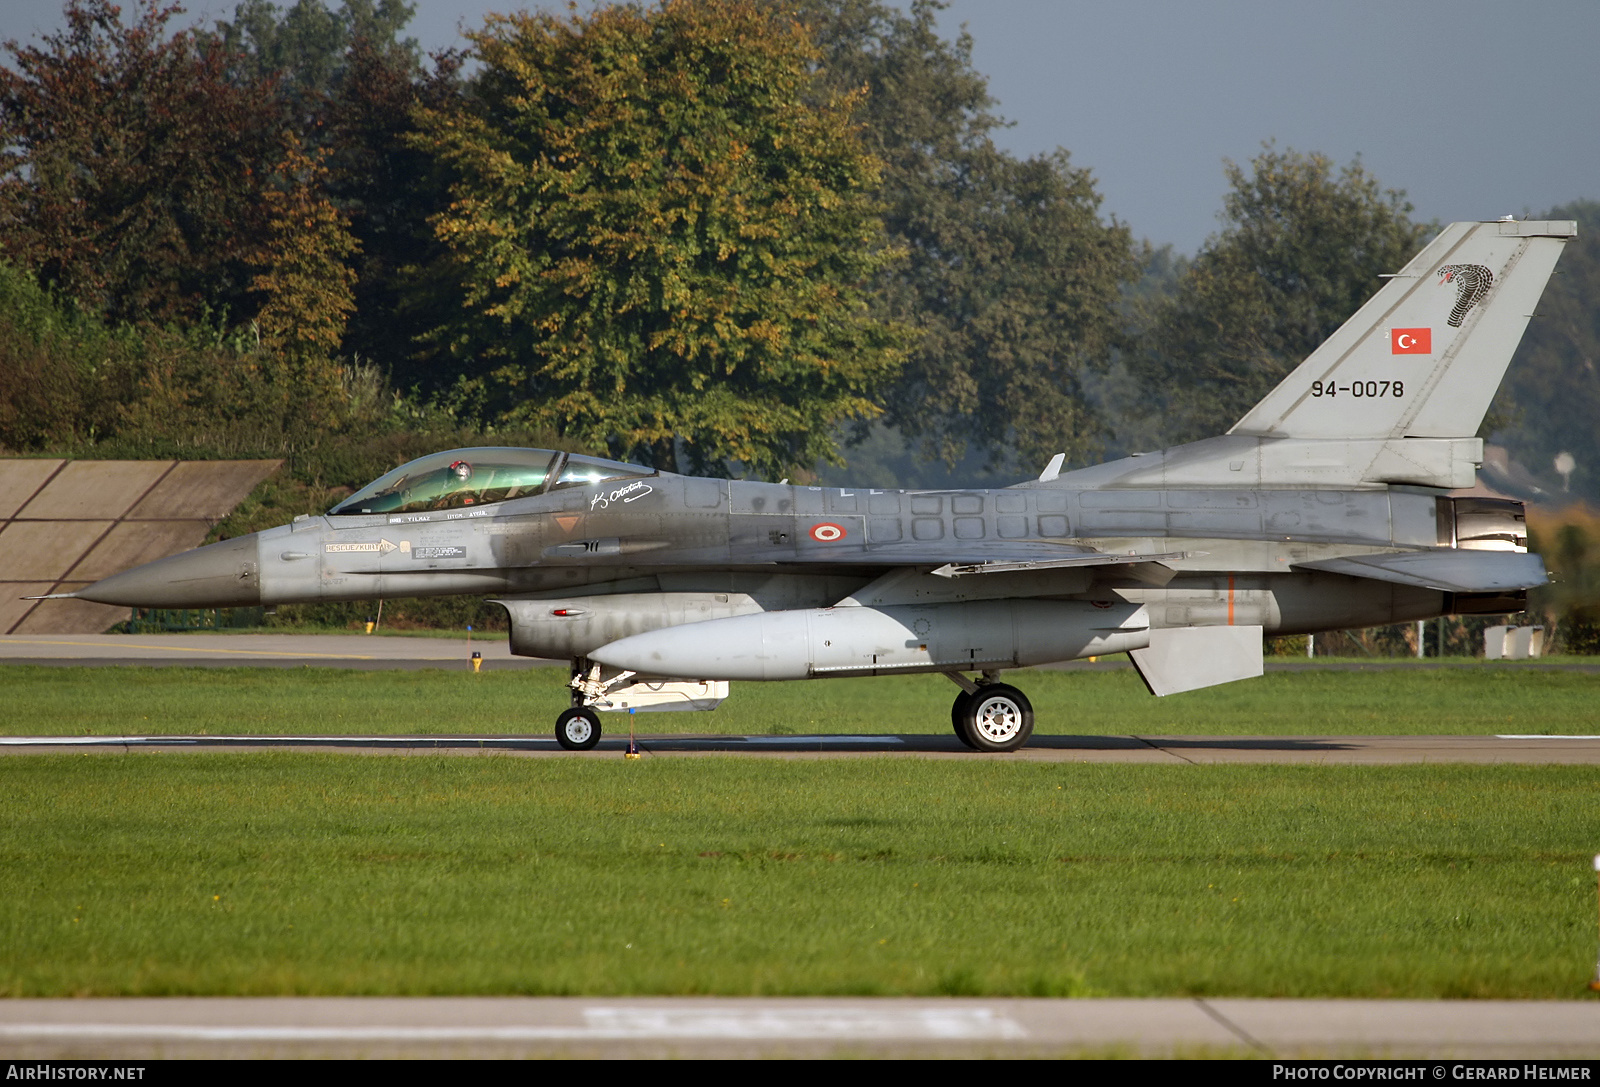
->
[1311,380,1403,398]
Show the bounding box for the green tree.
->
[414,0,903,477]
[1133,145,1432,445]
[0,0,287,325]
[801,0,1136,472]
[204,0,419,109]
[0,261,145,452]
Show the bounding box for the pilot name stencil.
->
[590,481,653,511]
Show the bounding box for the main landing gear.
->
[947,673,1034,753]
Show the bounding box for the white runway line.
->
[737,736,905,745]
[0,1006,1025,1043]
[0,734,908,747]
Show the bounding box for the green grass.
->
[0,662,1595,736]
[1,756,1594,998]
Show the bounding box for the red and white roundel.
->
[809,522,847,542]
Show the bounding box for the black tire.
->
[959,683,1034,753]
[950,689,980,749]
[555,707,602,750]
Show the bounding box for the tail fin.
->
[1230,220,1575,441]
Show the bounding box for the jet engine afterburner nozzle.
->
[72,533,263,608]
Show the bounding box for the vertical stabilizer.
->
[1230,220,1574,441]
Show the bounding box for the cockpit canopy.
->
[328,448,655,516]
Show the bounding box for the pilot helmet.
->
[448,460,473,484]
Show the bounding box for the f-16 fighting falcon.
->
[49,220,1574,752]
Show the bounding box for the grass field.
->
[0,661,1594,736]
[1,755,1594,999]
[4,664,1594,1000]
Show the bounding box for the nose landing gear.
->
[555,706,602,750]
[556,658,607,750]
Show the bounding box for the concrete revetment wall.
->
[0,459,281,634]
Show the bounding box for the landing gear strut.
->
[556,658,605,750]
[946,673,1034,753]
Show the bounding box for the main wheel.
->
[959,684,1034,753]
[555,707,602,750]
[949,690,979,749]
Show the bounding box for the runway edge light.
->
[1589,854,1600,993]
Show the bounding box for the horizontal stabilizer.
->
[1294,549,1547,592]
[1129,625,1264,697]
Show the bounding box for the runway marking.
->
[0,735,549,747]
[738,736,905,745]
[0,735,908,747]
[0,1007,1025,1042]
[1,639,384,660]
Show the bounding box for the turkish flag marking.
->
[1391,328,1432,354]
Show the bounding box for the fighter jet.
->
[55,220,1574,752]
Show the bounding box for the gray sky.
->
[3,0,1596,253]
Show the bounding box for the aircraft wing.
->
[1292,549,1547,593]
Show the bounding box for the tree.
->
[321,35,463,382]
[0,0,287,325]
[413,0,903,477]
[203,1,462,376]
[800,0,1137,472]
[248,138,360,424]
[203,0,419,111]
[1133,145,1432,445]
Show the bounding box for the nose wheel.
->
[951,683,1033,753]
[555,706,602,750]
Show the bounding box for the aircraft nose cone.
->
[73,534,262,608]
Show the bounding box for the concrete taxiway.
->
[1,996,1597,1059]
[4,731,1600,763]
[0,632,543,669]
[5,633,1599,673]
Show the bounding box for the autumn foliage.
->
[416,1,903,475]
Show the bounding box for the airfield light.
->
[471,651,482,674]
[1590,854,1600,993]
